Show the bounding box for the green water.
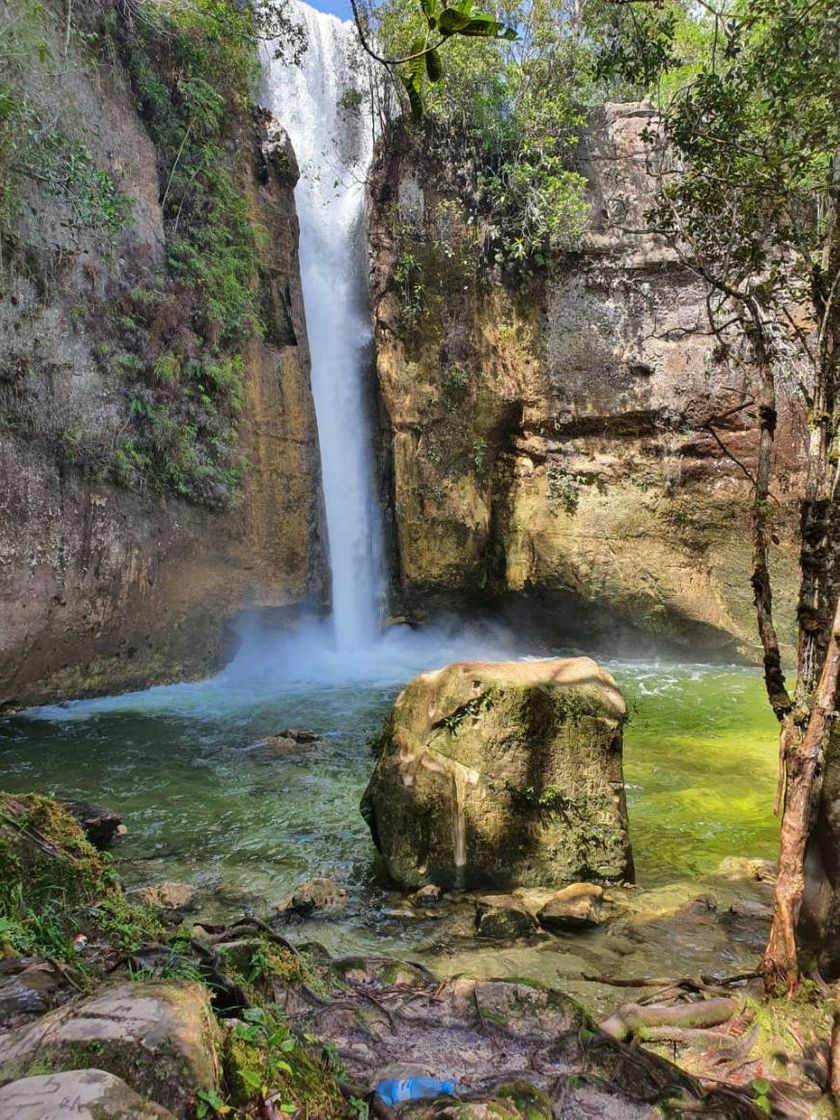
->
[0,659,779,975]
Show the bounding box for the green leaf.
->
[420,0,438,24]
[239,1068,262,1091]
[438,7,473,33]
[425,47,443,83]
[752,1078,771,1096]
[408,36,427,84]
[401,73,424,120]
[456,15,515,38]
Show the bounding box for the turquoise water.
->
[0,658,779,950]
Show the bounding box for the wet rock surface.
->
[61,803,126,850]
[274,877,348,918]
[0,961,67,1027]
[264,728,326,754]
[363,657,632,890]
[475,896,537,939]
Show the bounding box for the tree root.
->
[640,1026,740,1045]
[600,997,742,1043]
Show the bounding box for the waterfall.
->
[260,3,384,652]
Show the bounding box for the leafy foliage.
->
[392,0,517,120]
[650,0,840,298]
[367,0,597,266]
[89,0,266,507]
[0,1,132,250]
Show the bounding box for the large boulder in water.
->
[361,657,633,890]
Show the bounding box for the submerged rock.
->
[264,728,325,754]
[361,658,633,890]
[475,896,537,939]
[130,882,197,911]
[274,877,347,918]
[0,1069,177,1119]
[716,856,776,883]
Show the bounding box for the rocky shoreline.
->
[1,664,835,1119]
[0,791,802,1120]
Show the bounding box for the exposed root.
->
[600,997,742,1043]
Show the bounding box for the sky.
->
[307,0,353,17]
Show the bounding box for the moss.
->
[0,792,161,956]
[222,1009,345,1117]
[496,1080,552,1120]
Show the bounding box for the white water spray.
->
[261,2,384,651]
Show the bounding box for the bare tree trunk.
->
[750,348,793,724]
[761,595,840,990]
[830,1002,840,1098]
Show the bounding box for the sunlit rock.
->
[273,877,347,918]
[0,1069,177,1120]
[536,883,605,931]
[361,657,633,890]
[0,982,219,1119]
[130,882,197,911]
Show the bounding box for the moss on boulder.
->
[361,658,633,890]
[0,981,219,1119]
[0,792,161,956]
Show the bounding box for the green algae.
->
[0,664,779,962]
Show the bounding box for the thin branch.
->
[348,0,445,67]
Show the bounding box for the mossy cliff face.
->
[369,103,802,658]
[362,657,633,890]
[0,1,325,708]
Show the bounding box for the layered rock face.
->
[362,657,633,890]
[369,103,802,657]
[0,7,324,708]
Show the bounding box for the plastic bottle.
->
[374,1076,457,1106]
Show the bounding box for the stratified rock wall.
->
[370,103,802,657]
[0,9,325,707]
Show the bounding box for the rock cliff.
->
[369,103,802,658]
[0,1,325,708]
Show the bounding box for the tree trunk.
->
[750,357,793,723]
[761,596,840,990]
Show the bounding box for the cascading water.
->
[261,2,384,652]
